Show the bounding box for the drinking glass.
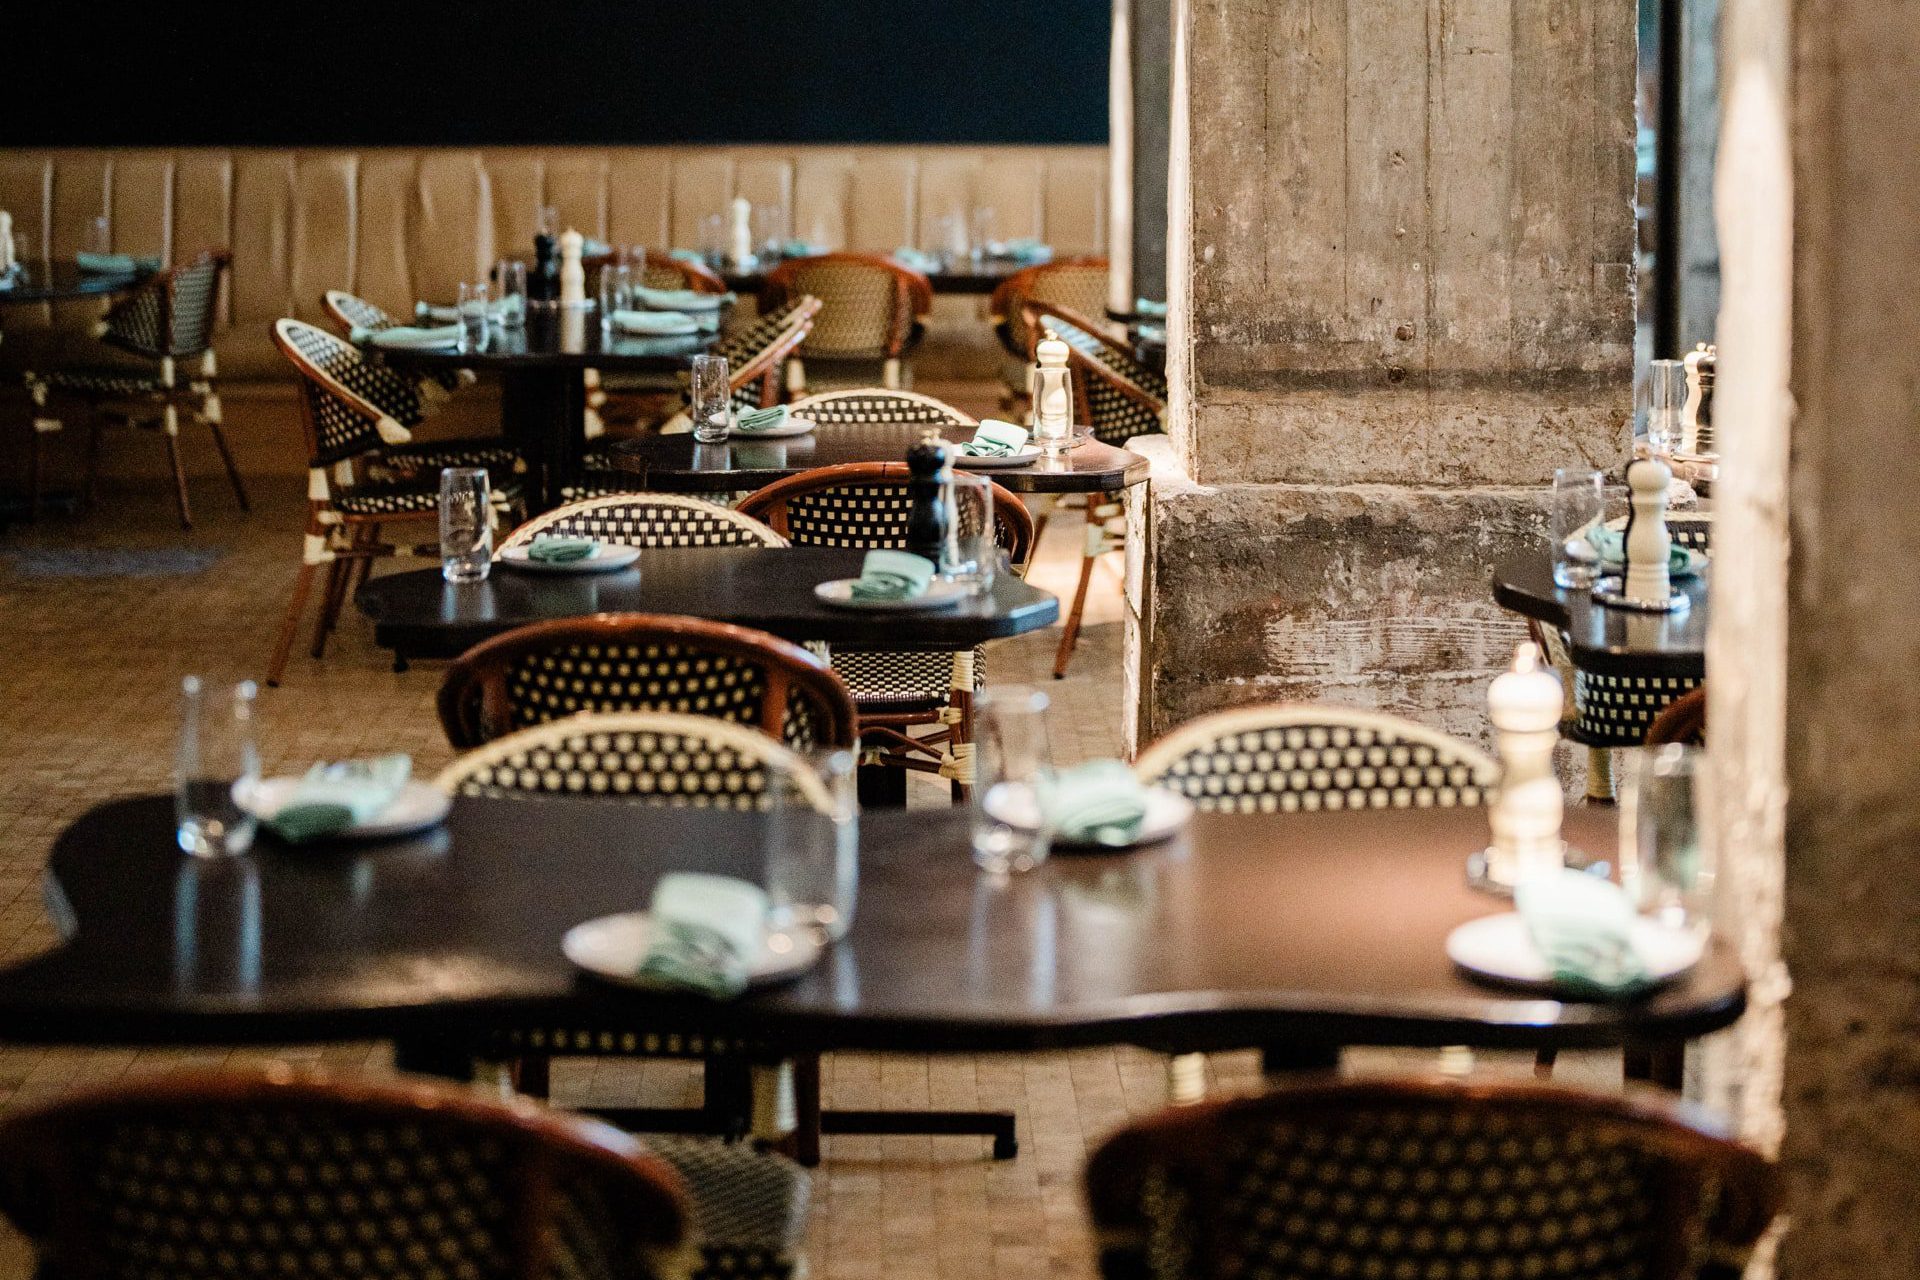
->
[942,472,997,595]
[971,686,1055,875]
[457,281,491,354]
[175,676,260,857]
[1549,466,1604,588]
[86,214,111,255]
[690,354,732,443]
[599,261,633,328]
[937,211,969,265]
[496,260,527,329]
[699,212,727,264]
[754,202,790,260]
[536,204,560,238]
[765,748,859,943]
[1619,744,1713,938]
[439,467,492,582]
[1646,358,1686,458]
[969,207,997,262]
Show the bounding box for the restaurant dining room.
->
[0,0,1913,1276]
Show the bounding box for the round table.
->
[0,258,150,305]
[722,256,1032,296]
[362,305,719,510]
[1491,554,1706,680]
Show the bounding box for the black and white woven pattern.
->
[1042,313,1167,446]
[773,260,906,361]
[277,320,427,465]
[330,484,442,517]
[371,439,524,481]
[1664,513,1713,552]
[502,495,783,550]
[1571,672,1703,748]
[713,299,815,410]
[37,368,165,397]
[323,290,401,332]
[789,389,973,428]
[645,1135,808,1280]
[783,484,917,548]
[1002,262,1111,358]
[1136,709,1497,813]
[163,256,224,357]
[828,647,979,710]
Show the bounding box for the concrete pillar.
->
[1706,0,1920,1271]
[1133,0,1636,743]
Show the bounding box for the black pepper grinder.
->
[904,430,951,567]
[531,233,560,303]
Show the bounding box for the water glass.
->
[536,204,560,238]
[699,212,727,264]
[496,260,527,329]
[1619,744,1713,938]
[86,214,111,255]
[457,281,491,354]
[942,471,997,595]
[599,262,633,327]
[1646,358,1686,457]
[754,202,790,259]
[937,211,968,265]
[1549,466,1604,588]
[765,749,859,943]
[175,676,260,858]
[690,354,732,443]
[439,467,492,582]
[971,686,1056,875]
[969,206,997,262]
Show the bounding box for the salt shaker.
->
[1028,333,1074,457]
[558,229,586,308]
[1478,642,1566,892]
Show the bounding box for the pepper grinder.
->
[1680,342,1716,457]
[531,233,559,303]
[1476,641,1566,893]
[558,229,587,308]
[904,430,951,567]
[728,197,755,271]
[0,211,13,275]
[1028,332,1074,457]
[1621,456,1674,606]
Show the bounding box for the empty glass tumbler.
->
[971,686,1056,875]
[457,281,491,354]
[1549,466,1604,588]
[599,262,633,327]
[970,207,997,261]
[1620,744,1714,939]
[942,471,997,595]
[690,354,732,443]
[86,214,111,256]
[764,749,859,943]
[496,260,527,329]
[439,467,492,582]
[175,676,261,857]
[1646,358,1686,458]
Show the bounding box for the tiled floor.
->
[0,396,1618,1279]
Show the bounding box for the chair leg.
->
[791,1053,823,1167]
[513,1055,552,1100]
[267,559,320,687]
[1052,522,1101,679]
[310,559,348,659]
[348,523,381,595]
[207,420,250,512]
[1586,747,1616,803]
[163,429,192,529]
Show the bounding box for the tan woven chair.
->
[1086,1077,1778,1280]
[21,250,244,527]
[0,1067,812,1280]
[788,387,976,429]
[989,255,1111,363]
[761,253,931,390]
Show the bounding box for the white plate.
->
[564,911,821,990]
[498,543,642,574]
[732,415,816,440]
[243,778,451,841]
[813,577,971,611]
[1445,912,1704,992]
[985,785,1194,851]
[953,445,1043,469]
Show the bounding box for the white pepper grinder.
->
[1481,641,1566,891]
[1028,332,1074,456]
[0,210,13,275]
[728,197,755,270]
[558,229,587,308]
[1621,456,1674,606]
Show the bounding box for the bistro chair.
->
[438,613,856,752]
[1085,1077,1778,1280]
[583,251,738,434]
[1645,684,1707,746]
[0,1067,812,1280]
[321,288,478,399]
[20,250,244,527]
[789,386,977,429]
[759,253,931,391]
[989,255,1111,367]
[267,318,523,686]
[738,462,1035,797]
[1020,300,1168,678]
[500,492,787,551]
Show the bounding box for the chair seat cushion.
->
[643,1135,810,1258]
[832,647,984,713]
[38,366,167,397]
[375,438,526,475]
[334,474,522,517]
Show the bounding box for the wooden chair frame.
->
[759,254,931,389]
[1086,1077,1778,1280]
[989,255,1111,361]
[437,613,858,751]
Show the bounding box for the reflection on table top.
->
[1492,554,1708,678]
[360,304,719,371]
[722,257,1033,295]
[0,258,150,304]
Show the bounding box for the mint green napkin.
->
[528,536,598,563]
[632,285,731,313]
[736,405,791,435]
[1515,869,1653,997]
[1578,520,1703,577]
[1133,298,1169,318]
[1041,760,1150,846]
[984,239,1051,264]
[354,323,465,350]
[636,873,770,998]
[75,251,160,274]
[894,248,943,274]
[415,300,511,323]
[779,240,824,259]
[668,248,705,264]
[266,754,413,844]
[850,549,935,601]
[610,308,714,336]
[958,419,1030,458]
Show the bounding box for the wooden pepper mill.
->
[904,430,952,566]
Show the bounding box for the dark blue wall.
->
[2,1,1110,146]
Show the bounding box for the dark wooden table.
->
[607,425,1149,495]
[363,305,719,510]
[0,258,151,305]
[354,546,1060,662]
[1491,554,1707,679]
[722,257,1031,296]
[0,800,1743,1071]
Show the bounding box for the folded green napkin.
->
[958,419,1030,458]
[849,549,935,601]
[74,251,160,274]
[266,754,413,844]
[1578,520,1703,577]
[632,285,731,313]
[353,323,465,350]
[415,300,512,323]
[635,873,770,998]
[609,308,706,336]
[984,238,1052,264]
[527,536,598,563]
[1514,869,1653,998]
[779,240,824,259]
[668,248,705,264]
[1041,760,1150,846]
[735,405,791,435]
[1133,298,1169,318]
[894,248,943,274]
